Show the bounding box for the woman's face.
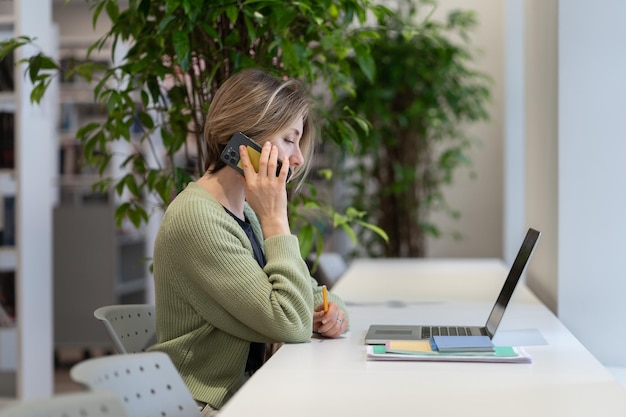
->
[268,117,305,170]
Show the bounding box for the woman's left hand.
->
[313,302,348,338]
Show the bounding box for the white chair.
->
[93,304,156,353]
[309,252,348,289]
[70,351,202,417]
[0,391,129,417]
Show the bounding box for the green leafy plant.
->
[1,0,394,261]
[338,2,491,257]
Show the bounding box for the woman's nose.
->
[289,147,305,167]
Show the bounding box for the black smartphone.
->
[220,132,292,181]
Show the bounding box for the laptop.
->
[364,228,541,344]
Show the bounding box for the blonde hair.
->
[203,69,316,185]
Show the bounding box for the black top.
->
[223,207,266,374]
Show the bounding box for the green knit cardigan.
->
[148,182,347,409]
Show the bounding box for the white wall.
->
[558,0,626,366]
[522,1,559,312]
[425,0,505,259]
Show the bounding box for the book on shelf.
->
[0,302,12,326]
[1,195,14,246]
[0,270,14,326]
[0,111,14,169]
[59,142,82,175]
[0,51,14,92]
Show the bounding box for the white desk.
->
[219,259,626,416]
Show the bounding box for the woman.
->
[149,68,349,415]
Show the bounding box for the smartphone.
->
[220,132,292,181]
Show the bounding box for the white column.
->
[15,0,56,399]
[558,0,626,365]
[503,0,525,265]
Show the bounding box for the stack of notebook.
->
[367,335,531,363]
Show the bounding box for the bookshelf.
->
[0,0,57,402]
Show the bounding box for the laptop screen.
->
[485,228,541,338]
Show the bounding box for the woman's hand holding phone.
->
[220,132,292,180]
[238,141,291,238]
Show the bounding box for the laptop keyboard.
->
[421,326,474,339]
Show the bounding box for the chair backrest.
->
[70,351,202,417]
[93,304,156,353]
[0,391,129,417]
[313,252,348,288]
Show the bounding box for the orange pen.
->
[322,285,329,312]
